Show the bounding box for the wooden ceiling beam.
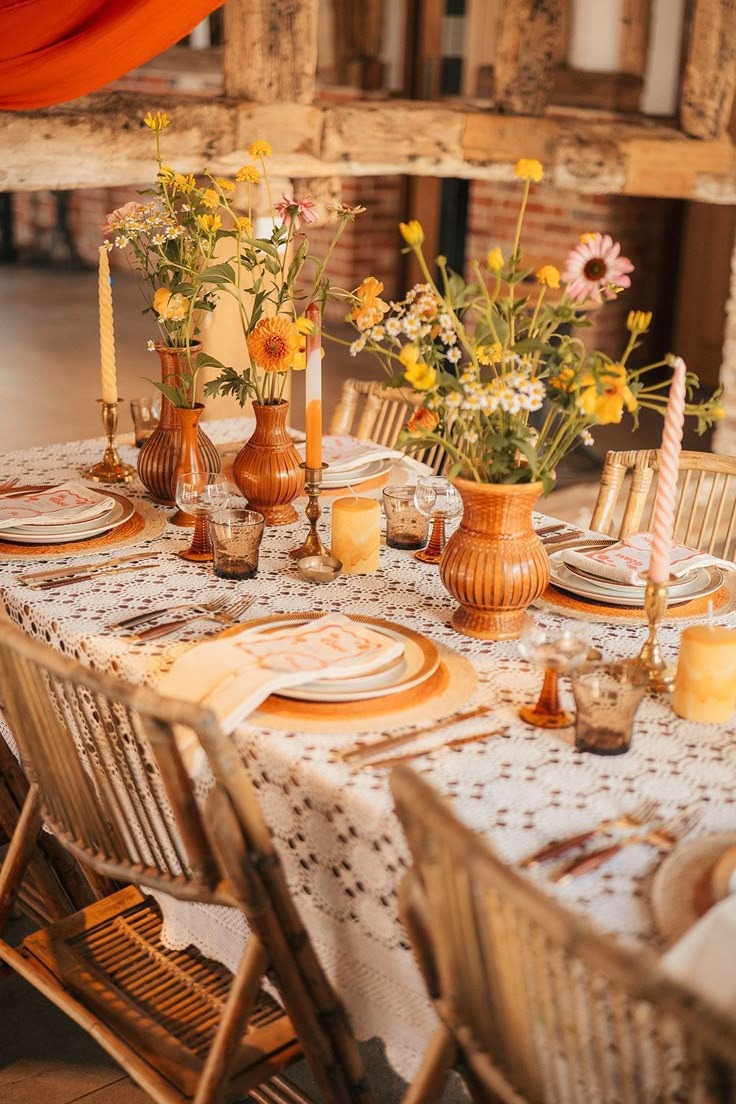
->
[2,93,735,202]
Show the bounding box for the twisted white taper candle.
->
[98,245,117,404]
[648,357,686,583]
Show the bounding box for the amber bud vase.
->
[439,478,550,641]
[232,400,304,525]
[137,343,220,507]
[171,404,207,528]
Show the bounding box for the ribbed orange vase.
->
[232,400,304,525]
[137,343,220,506]
[439,478,550,641]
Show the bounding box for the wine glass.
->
[413,477,463,564]
[517,613,590,728]
[175,472,230,562]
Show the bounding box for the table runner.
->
[2,421,736,1080]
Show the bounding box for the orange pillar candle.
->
[304,302,322,469]
[331,497,381,574]
[98,244,118,404]
[672,625,736,722]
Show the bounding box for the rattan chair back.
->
[392,766,736,1104]
[0,623,373,1104]
[590,448,736,559]
[330,378,446,474]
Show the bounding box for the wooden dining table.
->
[1,417,736,1082]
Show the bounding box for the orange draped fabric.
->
[0,0,225,110]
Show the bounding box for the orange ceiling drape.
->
[0,0,226,110]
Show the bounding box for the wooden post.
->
[224,0,319,103]
[618,0,652,79]
[680,0,736,139]
[494,0,567,114]
[332,0,386,91]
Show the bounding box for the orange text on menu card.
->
[233,622,390,673]
[0,487,94,522]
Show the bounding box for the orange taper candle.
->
[304,302,322,469]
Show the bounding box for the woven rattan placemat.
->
[0,495,167,561]
[534,571,736,625]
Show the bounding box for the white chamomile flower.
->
[370,325,386,341]
[466,429,479,445]
[580,429,595,446]
[446,346,462,364]
[385,318,401,337]
[445,392,462,409]
[147,340,156,351]
[350,335,367,356]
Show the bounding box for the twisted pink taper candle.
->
[648,357,686,583]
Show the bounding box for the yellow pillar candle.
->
[98,245,118,404]
[672,625,736,723]
[331,497,381,574]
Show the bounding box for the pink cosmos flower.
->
[562,233,634,303]
[273,194,318,232]
[101,201,144,234]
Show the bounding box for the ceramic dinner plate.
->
[320,457,394,488]
[548,550,724,607]
[0,492,134,544]
[234,613,440,702]
[652,832,736,944]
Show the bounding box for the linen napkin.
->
[159,613,405,753]
[562,531,717,586]
[661,894,736,1014]
[0,482,113,529]
[298,435,405,473]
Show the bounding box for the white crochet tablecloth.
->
[2,421,735,1082]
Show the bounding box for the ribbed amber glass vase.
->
[232,400,304,525]
[439,478,550,640]
[137,343,220,506]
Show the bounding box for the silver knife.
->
[30,562,158,590]
[108,603,205,631]
[18,551,159,586]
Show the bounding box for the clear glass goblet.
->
[175,472,230,562]
[517,613,591,728]
[413,477,463,564]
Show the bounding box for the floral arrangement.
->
[102,112,363,407]
[347,159,722,489]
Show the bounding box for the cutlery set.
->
[18,551,160,589]
[109,595,255,640]
[522,803,702,882]
[340,706,507,771]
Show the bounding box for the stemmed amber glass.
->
[413,477,463,564]
[517,613,590,728]
[174,472,230,562]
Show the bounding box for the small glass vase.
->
[137,342,220,506]
[232,400,304,525]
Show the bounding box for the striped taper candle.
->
[648,357,686,583]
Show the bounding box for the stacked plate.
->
[0,489,134,545]
[296,435,400,489]
[237,613,440,704]
[548,543,724,607]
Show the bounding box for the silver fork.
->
[521,798,659,868]
[129,596,255,641]
[110,596,250,631]
[0,477,19,495]
[552,808,703,883]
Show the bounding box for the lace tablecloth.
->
[2,422,735,1080]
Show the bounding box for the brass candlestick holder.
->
[290,463,328,559]
[630,576,675,692]
[83,400,135,484]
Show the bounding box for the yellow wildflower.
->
[197,214,222,234]
[291,316,322,371]
[236,216,254,235]
[236,165,261,184]
[152,288,190,321]
[215,177,235,192]
[577,363,637,425]
[351,276,389,331]
[477,343,503,365]
[403,359,437,392]
[514,158,543,182]
[399,220,425,248]
[549,367,577,392]
[201,188,220,210]
[248,140,272,159]
[626,310,652,333]
[580,232,597,244]
[536,264,561,289]
[143,111,169,132]
[487,247,504,274]
[173,172,195,193]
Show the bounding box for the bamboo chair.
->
[0,623,374,1104]
[392,766,736,1104]
[590,448,736,560]
[329,378,447,474]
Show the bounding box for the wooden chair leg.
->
[401,1024,456,1104]
[0,785,44,931]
